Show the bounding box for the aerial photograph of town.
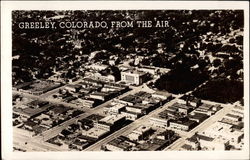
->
[12,10,244,152]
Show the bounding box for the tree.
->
[213,59,221,67]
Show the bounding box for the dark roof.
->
[197,134,214,141]
[50,105,70,114]
[171,120,196,127]
[187,134,199,143]
[157,130,175,137]
[27,100,49,108]
[86,114,104,121]
[107,136,132,150]
[60,129,72,136]
[181,144,192,150]
[24,120,37,127]
[72,139,88,146]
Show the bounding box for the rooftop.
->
[50,105,70,115]
[83,127,108,138]
[188,113,208,120]
[120,95,142,104]
[181,144,193,150]
[108,103,126,110]
[133,125,151,134]
[99,114,125,125]
[121,69,146,76]
[152,91,172,98]
[225,113,241,119]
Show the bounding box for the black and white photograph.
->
[1,1,249,160]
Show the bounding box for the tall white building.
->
[121,69,147,85]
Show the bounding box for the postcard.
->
[1,1,249,160]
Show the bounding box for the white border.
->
[1,1,249,160]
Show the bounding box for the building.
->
[169,120,197,131]
[156,130,176,141]
[125,105,147,115]
[13,103,53,121]
[172,103,193,115]
[137,66,156,75]
[121,69,148,85]
[89,92,110,101]
[149,116,169,129]
[188,113,208,123]
[71,138,89,150]
[193,103,221,116]
[95,114,126,131]
[118,95,141,106]
[224,113,242,122]
[81,127,109,140]
[80,98,102,108]
[105,103,126,115]
[121,110,140,121]
[179,95,202,108]
[232,106,244,117]
[197,134,229,150]
[127,125,152,141]
[65,84,82,92]
[152,91,172,100]
[201,121,244,144]
[105,136,136,151]
[186,135,199,149]
[179,144,193,151]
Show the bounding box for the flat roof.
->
[13,104,52,117]
[107,136,132,150]
[121,69,146,76]
[84,127,108,137]
[133,125,151,134]
[50,105,70,114]
[181,144,193,150]
[225,113,241,119]
[109,103,126,110]
[189,113,208,120]
[100,114,125,124]
[197,134,214,142]
[121,110,140,116]
[86,114,104,121]
[172,103,190,109]
[170,120,196,127]
[153,91,172,97]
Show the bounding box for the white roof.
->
[100,114,125,124]
[133,125,151,135]
[83,127,108,137]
